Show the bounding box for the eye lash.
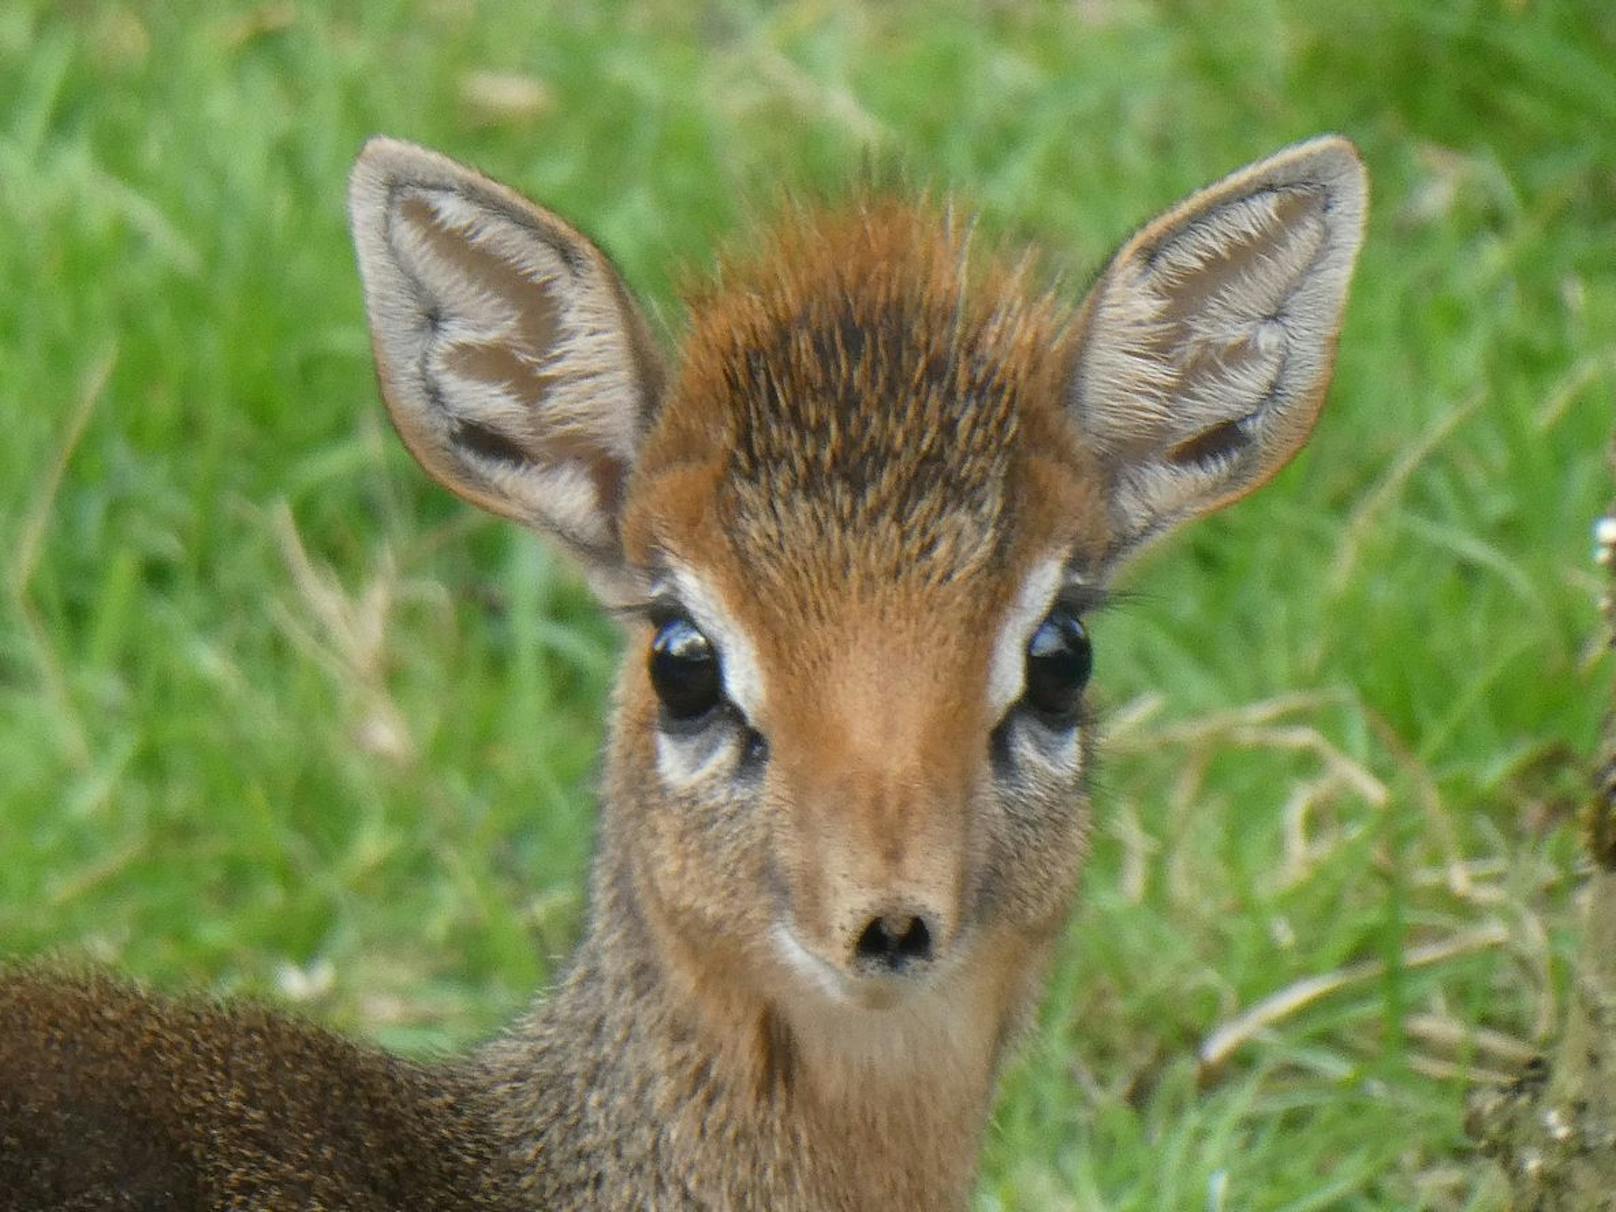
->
[605,600,656,624]
[607,593,687,627]
[647,595,690,626]
[605,554,684,624]
[1053,583,1115,617]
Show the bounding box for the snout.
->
[781,874,966,1005]
[766,672,982,1003]
[775,891,959,1008]
[853,909,936,973]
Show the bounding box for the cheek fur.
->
[630,750,779,957]
[970,727,1092,933]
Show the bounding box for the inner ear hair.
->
[348,137,663,607]
[1068,135,1368,561]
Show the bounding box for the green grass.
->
[3,0,1614,1206]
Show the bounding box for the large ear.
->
[1069,135,1368,563]
[348,137,663,605]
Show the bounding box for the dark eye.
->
[1023,607,1092,722]
[649,616,723,721]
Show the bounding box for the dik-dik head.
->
[349,139,1365,1023]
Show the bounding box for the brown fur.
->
[0,971,512,1210]
[2,136,1365,1210]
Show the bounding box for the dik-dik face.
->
[350,139,1365,1017]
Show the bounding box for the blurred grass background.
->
[2,0,1614,1206]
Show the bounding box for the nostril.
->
[854,913,934,972]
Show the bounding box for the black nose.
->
[854,913,934,972]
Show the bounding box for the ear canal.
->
[348,137,663,605]
[1069,135,1368,562]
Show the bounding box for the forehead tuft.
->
[649,200,1076,604]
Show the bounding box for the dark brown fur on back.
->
[0,971,514,1211]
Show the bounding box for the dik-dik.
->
[1,135,1366,1209]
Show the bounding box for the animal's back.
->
[0,970,515,1211]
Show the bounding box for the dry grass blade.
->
[1276,775,1349,890]
[1103,691,1166,742]
[270,501,414,765]
[1227,724,1388,807]
[1404,1012,1537,1066]
[1328,389,1486,593]
[12,349,116,601]
[1407,1052,1515,1087]
[1110,796,1157,904]
[1110,690,1357,748]
[1365,709,1473,897]
[1196,921,1510,1081]
[10,348,117,770]
[459,70,554,126]
[1535,350,1614,432]
[1111,692,1387,813]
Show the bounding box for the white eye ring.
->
[654,728,742,791]
[1005,711,1084,774]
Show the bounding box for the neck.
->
[475,818,1029,1210]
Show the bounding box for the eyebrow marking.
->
[1051,581,1112,617]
